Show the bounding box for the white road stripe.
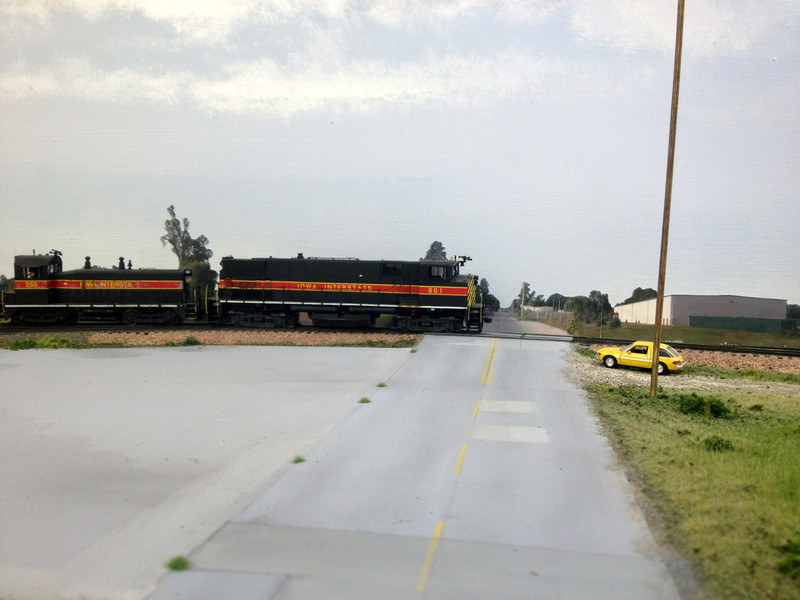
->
[471,425,549,444]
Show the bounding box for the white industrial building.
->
[615,294,787,327]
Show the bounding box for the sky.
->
[1,0,798,307]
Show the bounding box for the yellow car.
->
[596,341,685,375]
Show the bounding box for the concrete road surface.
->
[0,337,680,600]
[483,310,567,336]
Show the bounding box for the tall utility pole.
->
[651,0,686,396]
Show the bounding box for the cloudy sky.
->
[2,0,798,306]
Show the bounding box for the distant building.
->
[615,294,787,332]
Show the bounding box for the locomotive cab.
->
[14,252,62,280]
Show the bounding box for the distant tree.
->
[788,304,800,319]
[478,277,500,312]
[588,290,613,323]
[424,241,447,260]
[564,295,590,321]
[564,291,612,324]
[161,205,213,268]
[160,205,216,293]
[620,287,658,305]
[545,293,567,310]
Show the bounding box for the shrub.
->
[10,339,37,350]
[677,393,733,419]
[703,435,734,452]
[181,336,202,346]
[10,337,73,350]
[777,539,800,579]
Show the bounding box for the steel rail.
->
[3,323,799,358]
[472,331,800,358]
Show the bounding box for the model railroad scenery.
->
[0,250,489,333]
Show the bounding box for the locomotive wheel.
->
[122,310,138,325]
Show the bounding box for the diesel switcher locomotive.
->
[2,252,193,325]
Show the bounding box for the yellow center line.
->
[416,521,445,592]
[480,338,498,384]
[454,444,468,475]
[473,402,480,418]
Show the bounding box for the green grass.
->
[684,364,800,385]
[573,322,800,348]
[585,384,800,599]
[10,336,78,350]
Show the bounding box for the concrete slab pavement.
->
[0,345,413,600]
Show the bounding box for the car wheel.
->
[658,362,667,375]
[603,356,617,368]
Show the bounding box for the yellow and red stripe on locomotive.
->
[217,254,486,332]
[2,252,192,325]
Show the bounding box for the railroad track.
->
[475,331,800,358]
[3,323,799,358]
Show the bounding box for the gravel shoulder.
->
[568,346,800,398]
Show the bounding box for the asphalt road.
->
[0,337,680,600]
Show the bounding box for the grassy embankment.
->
[576,349,800,599]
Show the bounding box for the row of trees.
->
[511,288,613,325]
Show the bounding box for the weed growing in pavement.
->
[377,382,387,388]
[165,556,190,571]
[291,455,306,464]
[585,383,800,599]
[359,397,371,403]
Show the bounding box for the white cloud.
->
[570,0,800,60]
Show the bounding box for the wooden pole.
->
[651,0,685,396]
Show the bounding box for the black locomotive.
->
[2,252,193,325]
[2,251,488,332]
[216,254,486,332]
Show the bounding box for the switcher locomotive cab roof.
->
[14,254,63,279]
